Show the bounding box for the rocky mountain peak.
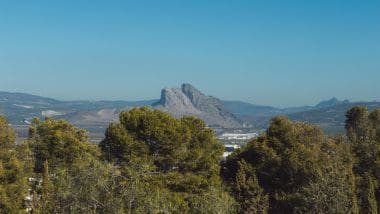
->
[181,83,204,104]
[154,87,200,115]
[159,87,190,106]
[316,97,350,108]
[153,84,243,128]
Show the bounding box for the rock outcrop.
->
[153,84,243,128]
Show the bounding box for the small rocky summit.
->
[153,83,244,128]
[316,97,350,109]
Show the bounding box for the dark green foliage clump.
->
[222,116,359,213]
[346,107,380,213]
[0,116,28,212]
[100,107,236,213]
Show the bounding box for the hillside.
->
[0,85,244,128]
[288,101,380,133]
[1,89,379,134]
[224,98,380,133]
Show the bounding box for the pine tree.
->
[0,116,27,212]
[346,107,380,212]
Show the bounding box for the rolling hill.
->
[1,88,379,135]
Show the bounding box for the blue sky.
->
[0,0,379,107]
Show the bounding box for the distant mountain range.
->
[222,97,380,133]
[1,85,379,134]
[0,91,157,126]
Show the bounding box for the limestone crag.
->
[153,84,243,128]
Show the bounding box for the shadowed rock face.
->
[181,84,204,107]
[153,84,243,128]
[155,87,200,115]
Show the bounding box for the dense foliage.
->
[99,107,236,213]
[222,117,358,213]
[0,116,27,212]
[346,107,380,213]
[0,106,379,213]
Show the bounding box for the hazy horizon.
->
[1,1,379,107]
[1,85,378,109]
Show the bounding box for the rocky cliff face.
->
[153,84,243,128]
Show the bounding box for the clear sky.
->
[0,0,379,107]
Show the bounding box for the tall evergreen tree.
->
[223,116,358,213]
[234,160,268,214]
[0,116,27,212]
[28,118,123,213]
[100,107,236,213]
[346,107,380,213]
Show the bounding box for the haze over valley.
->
[2,83,379,143]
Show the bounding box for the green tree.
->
[294,138,359,213]
[42,155,126,213]
[223,116,358,213]
[0,116,27,213]
[28,118,125,213]
[346,107,372,144]
[100,107,236,213]
[356,174,378,214]
[234,160,268,214]
[29,118,99,173]
[346,107,380,213]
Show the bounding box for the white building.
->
[218,133,258,141]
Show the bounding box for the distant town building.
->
[218,133,258,141]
